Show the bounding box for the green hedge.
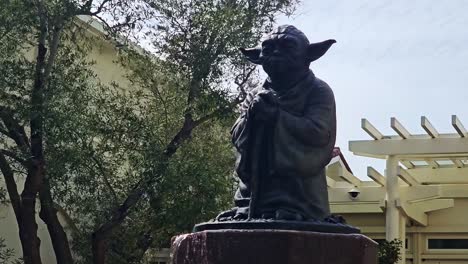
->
[378,239,402,264]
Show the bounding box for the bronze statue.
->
[229,24,337,221]
[195,25,357,233]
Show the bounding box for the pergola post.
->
[386,155,404,264]
[385,155,406,264]
[386,155,399,240]
[399,213,406,264]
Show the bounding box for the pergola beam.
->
[408,167,468,184]
[391,117,411,139]
[397,166,419,186]
[409,199,454,213]
[396,198,454,227]
[350,137,468,158]
[367,166,385,186]
[425,159,439,169]
[400,160,415,169]
[452,115,467,137]
[339,166,361,186]
[330,202,383,214]
[451,159,464,168]
[440,184,468,198]
[421,116,439,138]
[396,199,427,226]
[326,176,336,188]
[361,118,384,140]
[400,185,440,202]
[408,166,468,177]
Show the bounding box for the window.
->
[428,239,468,249]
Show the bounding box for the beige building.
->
[328,117,468,264]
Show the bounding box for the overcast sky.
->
[276,0,468,179]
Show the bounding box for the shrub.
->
[378,238,402,264]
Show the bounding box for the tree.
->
[88,1,299,262]
[0,1,145,263]
[1,0,299,263]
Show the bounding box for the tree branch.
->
[39,176,74,264]
[91,156,119,203]
[0,106,31,154]
[92,155,170,263]
[0,123,9,137]
[234,65,256,101]
[0,152,21,221]
[91,14,133,42]
[54,202,80,235]
[43,25,62,82]
[78,0,94,14]
[30,0,48,162]
[89,0,112,16]
[0,149,26,165]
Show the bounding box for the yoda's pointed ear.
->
[239,47,262,64]
[307,39,336,62]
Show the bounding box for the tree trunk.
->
[0,153,42,264]
[90,113,213,264]
[91,184,147,264]
[91,153,173,263]
[13,13,49,262]
[39,177,74,264]
[92,230,110,264]
[19,193,43,264]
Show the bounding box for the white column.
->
[414,233,423,264]
[399,214,406,264]
[386,155,400,241]
[386,155,405,264]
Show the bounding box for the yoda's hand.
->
[249,91,278,122]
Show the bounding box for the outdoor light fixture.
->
[348,188,360,200]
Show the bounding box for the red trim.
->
[332,147,353,174]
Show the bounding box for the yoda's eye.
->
[262,46,273,55]
[285,43,296,49]
[281,40,296,50]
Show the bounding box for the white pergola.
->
[346,115,468,263]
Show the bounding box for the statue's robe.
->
[231,70,336,220]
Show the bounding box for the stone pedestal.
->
[171,229,378,264]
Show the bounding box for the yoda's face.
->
[240,25,336,79]
[259,31,310,77]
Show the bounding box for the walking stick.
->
[248,123,264,220]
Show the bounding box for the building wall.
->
[336,198,468,264]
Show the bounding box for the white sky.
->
[277,0,468,179]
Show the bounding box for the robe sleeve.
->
[276,85,335,147]
[231,90,256,150]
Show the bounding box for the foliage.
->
[0,185,19,263]
[0,0,300,263]
[0,0,156,263]
[378,239,402,264]
[42,45,237,263]
[0,186,8,206]
[0,238,22,264]
[148,122,236,246]
[145,0,299,118]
